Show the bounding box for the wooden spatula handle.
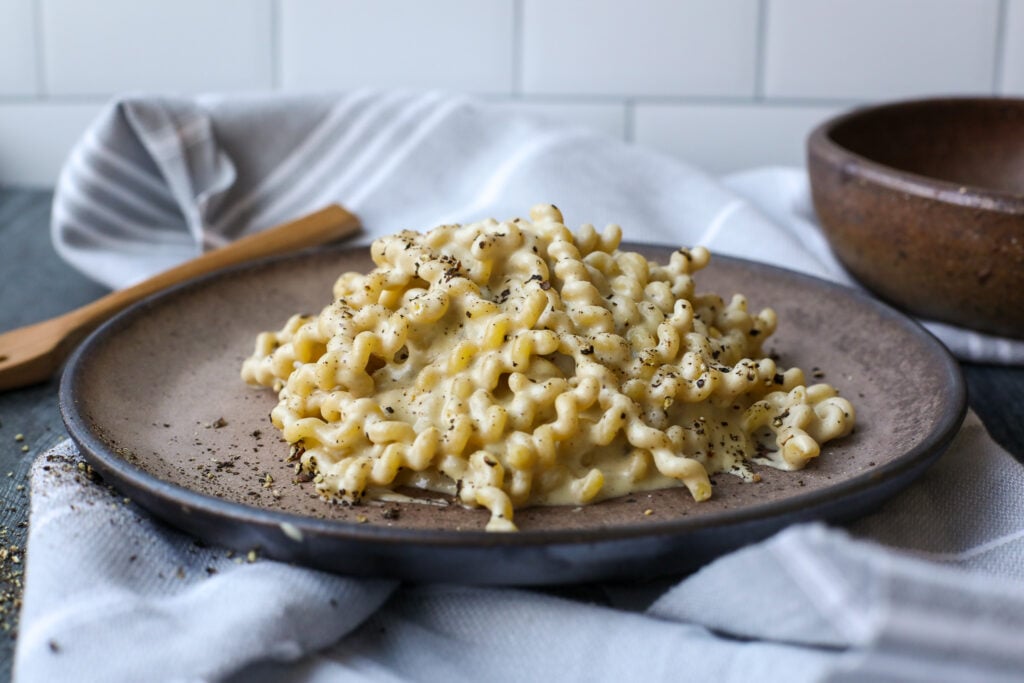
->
[75,205,360,325]
[0,204,361,391]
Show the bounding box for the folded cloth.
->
[51,90,1024,364]
[18,91,1024,681]
[17,412,1024,682]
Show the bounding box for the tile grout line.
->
[449,92,867,108]
[0,90,866,109]
[754,0,769,100]
[0,94,111,104]
[511,0,524,97]
[270,0,282,90]
[33,0,48,98]
[993,0,1009,93]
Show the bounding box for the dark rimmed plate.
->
[60,244,966,585]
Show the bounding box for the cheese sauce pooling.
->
[242,206,855,531]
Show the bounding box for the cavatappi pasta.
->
[242,205,855,531]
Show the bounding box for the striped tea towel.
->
[16,412,1024,682]
[14,91,1024,682]
[50,90,1024,364]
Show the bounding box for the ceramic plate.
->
[61,244,966,585]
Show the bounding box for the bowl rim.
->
[808,95,1024,214]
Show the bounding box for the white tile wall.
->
[763,0,1000,100]
[279,0,515,93]
[521,0,758,97]
[0,0,38,95]
[1001,0,1024,94]
[41,0,273,95]
[634,103,844,174]
[0,0,1020,187]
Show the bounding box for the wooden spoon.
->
[0,204,361,392]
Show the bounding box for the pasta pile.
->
[242,205,855,531]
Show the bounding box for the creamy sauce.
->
[242,206,855,531]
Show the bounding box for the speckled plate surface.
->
[61,244,966,585]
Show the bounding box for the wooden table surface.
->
[1,187,1023,680]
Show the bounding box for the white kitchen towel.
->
[17,411,1024,682]
[17,91,1024,681]
[51,90,1024,363]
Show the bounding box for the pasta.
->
[242,205,855,531]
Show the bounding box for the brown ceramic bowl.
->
[807,97,1024,339]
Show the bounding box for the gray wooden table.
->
[1,188,1022,680]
